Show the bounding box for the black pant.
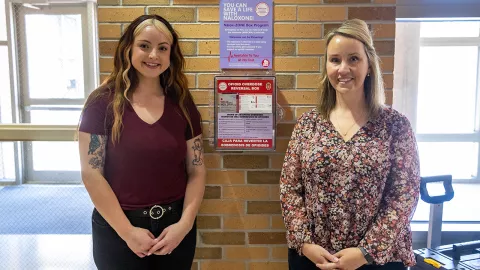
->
[92,201,196,270]
[288,249,406,270]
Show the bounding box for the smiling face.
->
[326,35,370,96]
[130,25,171,80]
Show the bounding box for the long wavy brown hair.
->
[79,14,194,144]
[318,19,385,119]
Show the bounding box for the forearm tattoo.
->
[88,134,106,170]
[192,138,204,166]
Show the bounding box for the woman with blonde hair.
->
[78,15,205,269]
[280,19,420,270]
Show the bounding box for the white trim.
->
[25,171,81,183]
[25,99,85,106]
[6,1,24,185]
[398,17,480,22]
[420,38,480,47]
[6,1,21,124]
[86,1,99,93]
[0,124,76,141]
[416,134,480,142]
[393,22,421,131]
[476,45,480,181]
[25,105,83,111]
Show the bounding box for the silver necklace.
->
[335,112,357,137]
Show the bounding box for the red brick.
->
[270,155,285,169]
[197,216,221,229]
[201,232,245,245]
[225,247,269,260]
[223,155,269,169]
[374,40,395,55]
[324,0,369,2]
[277,123,295,137]
[247,171,281,184]
[298,7,347,21]
[223,186,270,200]
[200,262,245,270]
[271,216,286,229]
[272,246,289,259]
[250,262,289,270]
[224,216,270,230]
[206,170,245,184]
[323,23,342,37]
[204,186,221,199]
[199,199,245,214]
[247,201,281,214]
[248,232,287,244]
[278,90,318,105]
[373,24,396,39]
[277,75,295,89]
[194,247,222,259]
[348,7,396,21]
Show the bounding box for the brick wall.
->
[97,0,396,269]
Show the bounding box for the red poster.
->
[214,76,276,151]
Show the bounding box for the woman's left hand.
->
[316,247,367,270]
[147,221,191,256]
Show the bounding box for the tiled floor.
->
[0,235,95,269]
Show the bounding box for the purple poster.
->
[220,0,273,69]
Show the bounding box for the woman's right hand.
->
[302,243,339,264]
[122,226,158,258]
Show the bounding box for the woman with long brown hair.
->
[280,19,420,270]
[78,14,205,269]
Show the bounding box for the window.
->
[24,14,85,99]
[395,19,480,228]
[1,0,98,183]
[394,19,480,183]
[0,0,15,182]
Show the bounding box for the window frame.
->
[3,0,99,184]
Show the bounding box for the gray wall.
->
[397,0,480,18]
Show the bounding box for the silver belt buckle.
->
[149,205,165,220]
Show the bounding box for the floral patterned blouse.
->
[280,106,421,266]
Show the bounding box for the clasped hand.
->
[303,244,368,270]
[123,222,190,258]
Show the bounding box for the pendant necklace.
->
[335,112,357,137]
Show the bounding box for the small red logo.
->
[262,59,270,67]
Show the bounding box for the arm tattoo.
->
[88,134,100,155]
[88,134,106,170]
[192,138,204,166]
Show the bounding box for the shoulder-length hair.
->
[318,19,385,119]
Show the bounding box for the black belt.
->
[124,199,183,220]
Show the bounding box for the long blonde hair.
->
[79,15,194,144]
[318,19,385,118]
